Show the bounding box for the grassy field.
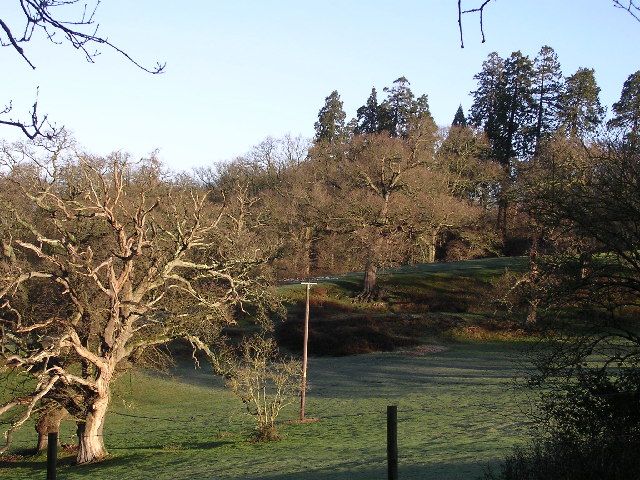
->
[1,341,534,480]
[1,257,536,479]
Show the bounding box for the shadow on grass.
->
[1,440,234,478]
[110,440,233,451]
[0,451,143,475]
[242,458,491,480]
[302,342,531,400]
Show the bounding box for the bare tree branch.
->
[458,1,639,49]
[0,145,273,463]
[612,0,640,22]
[1,1,165,140]
[458,0,493,48]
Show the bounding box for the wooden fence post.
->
[387,405,398,480]
[47,432,58,480]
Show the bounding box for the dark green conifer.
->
[379,76,416,137]
[452,105,467,127]
[314,90,347,144]
[533,45,563,146]
[608,70,640,148]
[355,87,381,134]
[558,68,604,139]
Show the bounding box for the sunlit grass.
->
[1,341,533,480]
[1,257,534,479]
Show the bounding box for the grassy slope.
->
[278,257,530,355]
[1,257,533,480]
[281,257,527,305]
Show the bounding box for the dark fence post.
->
[387,405,398,480]
[47,432,58,480]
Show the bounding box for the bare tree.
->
[225,335,300,442]
[0,144,271,463]
[332,124,439,297]
[1,1,164,139]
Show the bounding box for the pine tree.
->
[608,70,640,148]
[377,77,434,138]
[379,76,416,137]
[469,52,507,162]
[314,90,347,144]
[533,45,563,147]
[452,105,467,127]
[502,50,536,160]
[558,68,604,139]
[470,50,535,242]
[470,51,535,167]
[355,87,381,134]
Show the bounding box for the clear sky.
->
[3,0,639,171]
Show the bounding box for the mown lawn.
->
[1,340,534,480]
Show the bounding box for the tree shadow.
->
[109,440,233,451]
[242,458,491,480]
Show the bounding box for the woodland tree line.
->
[1,39,640,472]
[197,45,639,299]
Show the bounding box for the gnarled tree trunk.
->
[35,406,66,451]
[76,388,110,464]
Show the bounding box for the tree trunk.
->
[76,391,109,464]
[579,251,592,280]
[526,298,540,325]
[35,407,66,451]
[303,226,319,277]
[425,230,439,264]
[362,260,378,298]
[497,197,508,245]
[526,234,540,325]
[361,224,385,298]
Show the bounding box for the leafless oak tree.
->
[0,144,270,463]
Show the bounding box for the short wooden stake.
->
[47,432,58,480]
[387,405,398,480]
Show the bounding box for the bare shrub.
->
[226,336,300,441]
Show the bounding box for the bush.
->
[484,369,640,480]
[225,336,301,442]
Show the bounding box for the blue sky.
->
[3,1,639,171]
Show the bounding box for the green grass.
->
[277,257,532,356]
[1,257,535,479]
[1,341,534,480]
[280,256,528,312]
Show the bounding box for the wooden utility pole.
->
[299,281,317,421]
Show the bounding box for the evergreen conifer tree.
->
[470,52,507,162]
[470,51,535,166]
[314,90,347,144]
[558,68,605,139]
[608,70,640,148]
[533,45,563,147]
[355,87,381,134]
[502,50,536,160]
[452,105,467,127]
[379,76,416,137]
